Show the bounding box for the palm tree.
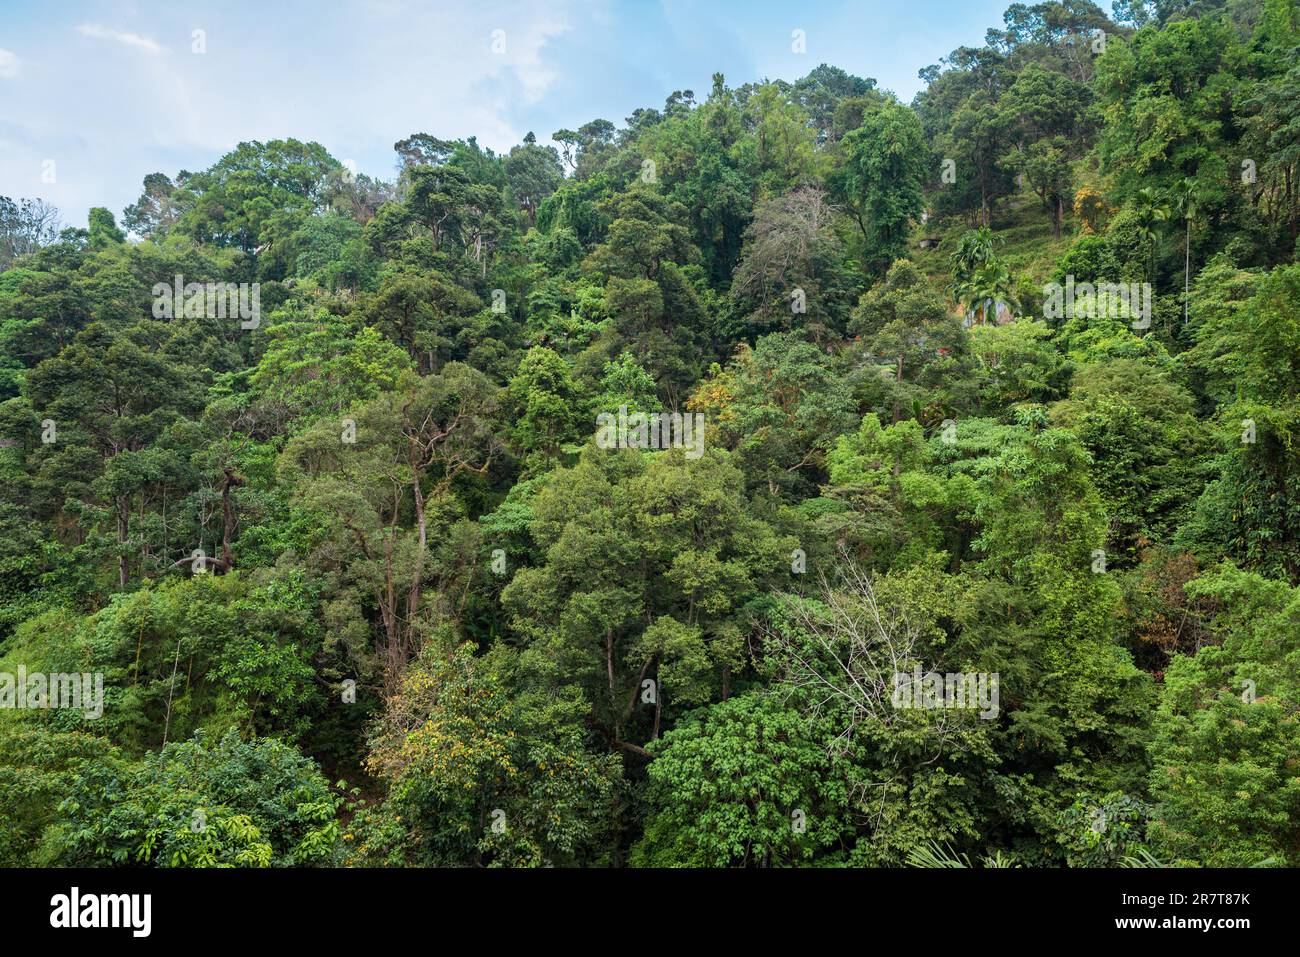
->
[1133,186,1170,286]
[906,840,1019,868]
[956,259,1021,325]
[951,226,1016,324]
[1171,177,1205,328]
[950,225,996,283]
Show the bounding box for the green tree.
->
[633,693,848,866]
[506,346,582,468]
[837,102,928,275]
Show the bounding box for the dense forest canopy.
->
[2,0,1299,868]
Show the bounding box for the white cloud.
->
[0,48,19,79]
[337,0,578,154]
[490,12,573,105]
[76,23,165,56]
[13,2,591,226]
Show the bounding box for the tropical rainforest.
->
[1,0,1299,869]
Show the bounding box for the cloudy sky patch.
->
[0,0,1012,228]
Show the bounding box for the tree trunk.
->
[606,629,616,697]
[116,496,130,589]
[219,467,244,572]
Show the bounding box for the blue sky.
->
[0,0,1014,228]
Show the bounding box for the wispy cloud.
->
[76,23,165,55]
[1,0,1011,229]
[488,10,574,105]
